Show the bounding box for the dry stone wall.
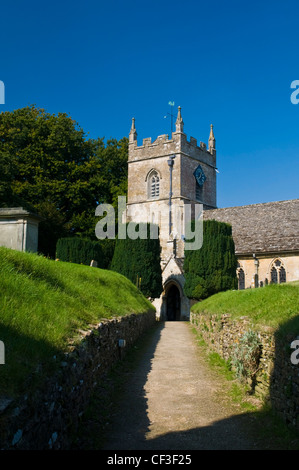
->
[190,311,299,430]
[0,310,156,450]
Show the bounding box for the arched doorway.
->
[166,284,181,321]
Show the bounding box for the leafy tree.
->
[0,105,128,257]
[183,220,238,300]
[0,150,14,207]
[110,223,163,299]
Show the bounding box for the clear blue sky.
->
[1,0,298,208]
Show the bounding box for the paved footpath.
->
[101,321,263,450]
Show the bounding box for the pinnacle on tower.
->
[129,117,137,143]
[175,106,184,133]
[208,124,216,151]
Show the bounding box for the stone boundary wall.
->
[0,310,156,450]
[190,311,299,430]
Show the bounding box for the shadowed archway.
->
[166,284,181,321]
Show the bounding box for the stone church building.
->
[126,107,299,320]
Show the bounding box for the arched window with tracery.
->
[148,170,160,199]
[271,266,278,284]
[279,266,286,283]
[270,259,286,284]
[238,268,245,290]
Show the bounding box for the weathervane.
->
[164,101,175,134]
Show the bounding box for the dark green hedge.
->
[110,223,163,299]
[56,237,115,269]
[183,219,238,300]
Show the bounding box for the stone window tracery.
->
[270,259,286,284]
[271,266,278,284]
[279,266,286,283]
[146,169,160,199]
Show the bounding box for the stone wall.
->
[190,311,299,430]
[0,310,156,450]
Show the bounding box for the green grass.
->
[0,247,155,396]
[190,326,299,449]
[191,282,299,336]
[191,326,256,410]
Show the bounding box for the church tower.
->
[127,106,217,262]
[126,107,217,320]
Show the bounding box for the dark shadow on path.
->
[74,320,165,450]
[74,319,299,451]
[137,411,295,450]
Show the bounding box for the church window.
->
[148,171,160,199]
[270,259,286,284]
[238,268,245,290]
[271,266,278,284]
[194,164,206,202]
[279,266,286,283]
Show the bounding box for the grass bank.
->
[190,325,299,450]
[191,282,299,336]
[0,247,155,396]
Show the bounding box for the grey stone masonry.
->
[0,310,156,450]
[128,107,217,210]
[191,311,299,431]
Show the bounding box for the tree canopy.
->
[0,105,128,257]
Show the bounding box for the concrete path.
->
[101,321,261,450]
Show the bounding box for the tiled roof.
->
[203,199,299,255]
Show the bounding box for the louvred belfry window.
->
[149,171,160,198]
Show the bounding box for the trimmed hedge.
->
[56,237,110,268]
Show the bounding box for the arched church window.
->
[271,266,278,284]
[148,171,160,198]
[238,268,245,290]
[279,266,286,283]
[270,259,286,284]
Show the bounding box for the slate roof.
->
[203,199,299,255]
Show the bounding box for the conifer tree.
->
[183,220,238,300]
[110,223,163,299]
